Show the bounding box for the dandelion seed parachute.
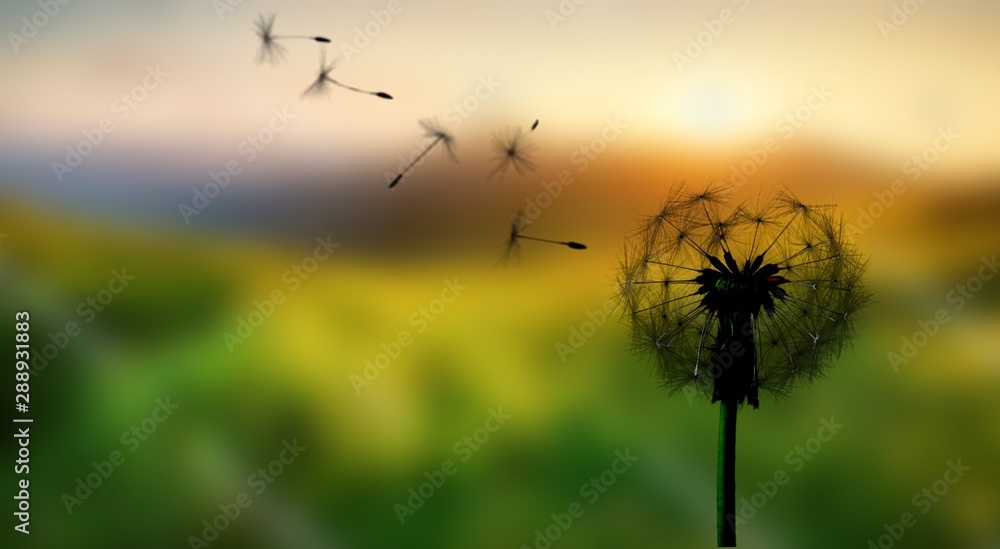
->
[254,13,332,65]
[301,49,394,100]
[388,119,457,189]
[497,209,588,266]
[487,125,539,182]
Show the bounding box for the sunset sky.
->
[2,0,999,195]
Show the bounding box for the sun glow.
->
[667,81,759,141]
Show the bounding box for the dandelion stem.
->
[645,259,703,272]
[760,207,802,257]
[628,279,701,285]
[700,200,732,256]
[748,219,763,258]
[516,235,577,247]
[775,243,815,266]
[717,398,737,547]
[324,77,392,99]
[390,135,444,188]
[632,293,700,315]
[778,254,840,270]
[273,34,331,43]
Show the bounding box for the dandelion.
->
[301,49,394,100]
[487,124,539,182]
[254,13,332,66]
[498,209,587,266]
[388,119,457,189]
[616,184,870,546]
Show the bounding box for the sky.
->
[2,0,1000,197]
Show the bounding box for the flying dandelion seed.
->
[388,118,457,189]
[301,49,394,100]
[254,13,332,66]
[487,125,539,182]
[497,209,587,267]
[616,184,870,547]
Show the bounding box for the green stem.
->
[717,398,737,547]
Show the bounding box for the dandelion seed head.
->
[617,184,871,406]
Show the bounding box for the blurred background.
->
[1,0,999,548]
